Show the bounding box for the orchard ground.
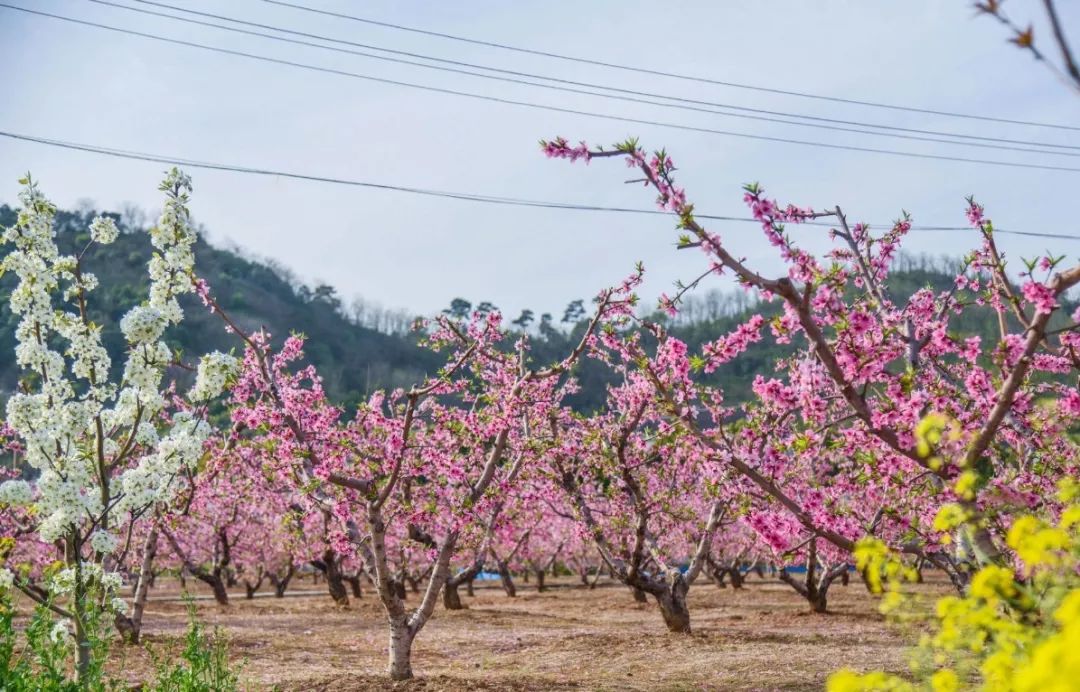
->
[25,573,948,690]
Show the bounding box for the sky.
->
[0,0,1077,320]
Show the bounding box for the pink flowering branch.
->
[544,135,1080,586]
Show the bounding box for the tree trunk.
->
[707,556,728,589]
[207,575,229,606]
[119,528,157,644]
[727,567,744,589]
[326,571,349,605]
[653,575,692,634]
[588,566,602,590]
[535,569,546,592]
[345,575,363,599]
[465,577,475,597]
[444,557,485,609]
[497,561,516,597]
[443,581,464,609]
[113,613,136,645]
[779,545,846,614]
[270,565,294,598]
[388,618,415,681]
[318,550,350,606]
[631,586,648,603]
[244,582,259,599]
[74,600,91,683]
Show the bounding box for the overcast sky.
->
[1,0,1077,319]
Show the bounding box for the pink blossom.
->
[1021,280,1057,315]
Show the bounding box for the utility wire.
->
[4,3,1080,174]
[2,129,1078,242]
[105,0,1080,155]
[261,0,1080,133]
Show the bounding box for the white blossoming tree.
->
[0,169,237,679]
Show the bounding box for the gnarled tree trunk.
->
[161,525,231,606]
[207,575,230,606]
[243,567,265,599]
[778,539,849,613]
[708,555,744,589]
[269,563,294,598]
[345,574,363,599]
[651,571,691,633]
[311,549,350,606]
[443,581,464,609]
[495,559,516,598]
[444,555,486,611]
[528,544,561,593]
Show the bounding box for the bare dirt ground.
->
[29,573,948,691]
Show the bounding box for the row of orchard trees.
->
[0,141,1078,683]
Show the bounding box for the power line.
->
[102,0,1080,156]
[2,129,1078,242]
[261,0,1080,133]
[5,4,1080,175]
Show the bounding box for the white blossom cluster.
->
[42,565,127,615]
[120,305,167,344]
[0,568,13,591]
[147,168,197,325]
[88,215,119,245]
[0,478,32,505]
[0,169,224,600]
[49,621,72,645]
[89,530,118,555]
[115,412,212,514]
[47,563,121,595]
[190,351,240,401]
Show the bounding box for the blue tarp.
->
[451,569,501,580]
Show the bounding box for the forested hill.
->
[1,203,1067,412]
[0,204,442,406]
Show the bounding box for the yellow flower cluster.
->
[1007,516,1069,570]
[829,478,1080,691]
[914,412,949,469]
[853,537,918,603]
